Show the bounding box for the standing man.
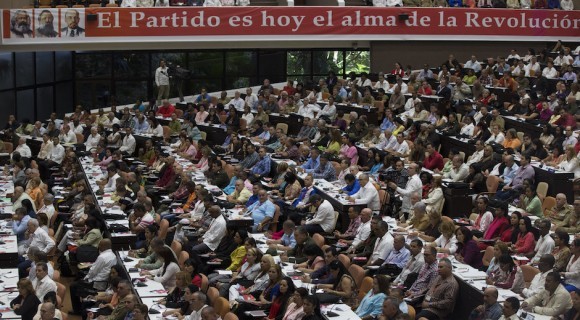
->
[388,163,422,220]
[155,60,170,106]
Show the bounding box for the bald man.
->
[548,193,573,228]
[469,287,502,320]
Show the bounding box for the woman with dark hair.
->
[302,295,322,320]
[161,284,199,318]
[147,117,164,137]
[544,144,565,166]
[21,199,36,218]
[266,277,296,320]
[486,253,517,289]
[419,171,433,199]
[208,229,249,284]
[512,216,535,256]
[438,112,460,135]
[518,185,543,218]
[526,138,548,161]
[205,108,220,125]
[317,260,355,306]
[236,265,283,318]
[225,107,240,128]
[159,271,193,313]
[500,210,522,244]
[11,279,41,320]
[281,287,308,320]
[551,231,571,272]
[455,227,483,268]
[294,244,325,274]
[339,135,358,166]
[472,121,491,142]
[465,163,486,193]
[472,196,493,238]
[355,274,390,319]
[183,257,203,288]
[141,246,180,291]
[562,238,580,292]
[481,204,510,243]
[129,224,158,258]
[360,148,378,172]
[539,124,555,147]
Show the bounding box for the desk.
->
[503,116,543,139]
[118,251,168,298]
[316,102,379,125]
[0,235,19,268]
[0,269,21,320]
[321,304,361,320]
[313,179,365,233]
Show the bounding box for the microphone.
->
[326,304,339,317]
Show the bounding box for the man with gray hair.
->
[39,302,56,320]
[188,291,209,320]
[37,193,56,223]
[13,137,32,159]
[347,174,380,213]
[19,218,54,256]
[398,201,429,231]
[416,257,459,320]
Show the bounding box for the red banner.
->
[3,7,580,44]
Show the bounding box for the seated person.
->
[521,272,572,317]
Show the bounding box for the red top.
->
[157,104,175,118]
[515,232,535,255]
[423,151,444,170]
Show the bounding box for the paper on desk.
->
[217,270,232,275]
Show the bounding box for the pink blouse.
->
[515,232,535,255]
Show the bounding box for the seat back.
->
[223,312,239,320]
[175,109,184,118]
[486,175,500,193]
[276,123,288,135]
[200,274,209,293]
[312,233,325,248]
[239,118,247,132]
[357,276,373,301]
[4,142,13,153]
[338,254,351,270]
[536,182,548,201]
[520,265,540,286]
[171,240,182,258]
[178,251,189,269]
[347,264,365,288]
[407,305,416,319]
[207,287,219,305]
[482,245,494,267]
[270,205,281,232]
[541,196,556,217]
[75,133,84,144]
[158,219,169,240]
[162,126,171,139]
[224,164,235,179]
[213,297,230,318]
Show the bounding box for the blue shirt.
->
[292,187,317,207]
[370,163,383,174]
[501,163,519,186]
[246,194,259,207]
[223,176,237,195]
[280,232,296,248]
[13,215,30,242]
[383,247,411,269]
[301,156,320,173]
[380,118,396,132]
[251,156,271,176]
[247,200,276,227]
[356,292,386,318]
[342,180,361,196]
[195,93,211,103]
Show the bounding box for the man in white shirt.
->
[521,254,555,298]
[562,126,578,148]
[467,140,485,165]
[20,218,55,256]
[13,137,32,159]
[99,164,120,193]
[32,262,57,301]
[119,127,136,155]
[499,297,521,320]
[84,239,116,286]
[297,97,320,119]
[388,77,408,94]
[229,91,245,110]
[378,130,398,151]
[464,55,482,73]
[366,220,393,266]
[393,239,425,285]
[387,133,410,157]
[155,59,170,105]
[190,205,226,255]
[345,208,372,253]
[347,174,380,212]
[357,72,372,87]
[38,136,65,180]
[388,163,423,216]
[37,193,56,223]
[524,56,541,77]
[187,292,208,320]
[531,220,555,263]
[84,126,101,151]
[303,195,336,234]
[58,124,77,144]
[245,87,258,110]
[542,61,558,79]
[443,155,469,182]
[102,112,120,128]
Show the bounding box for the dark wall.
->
[370,41,567,73]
